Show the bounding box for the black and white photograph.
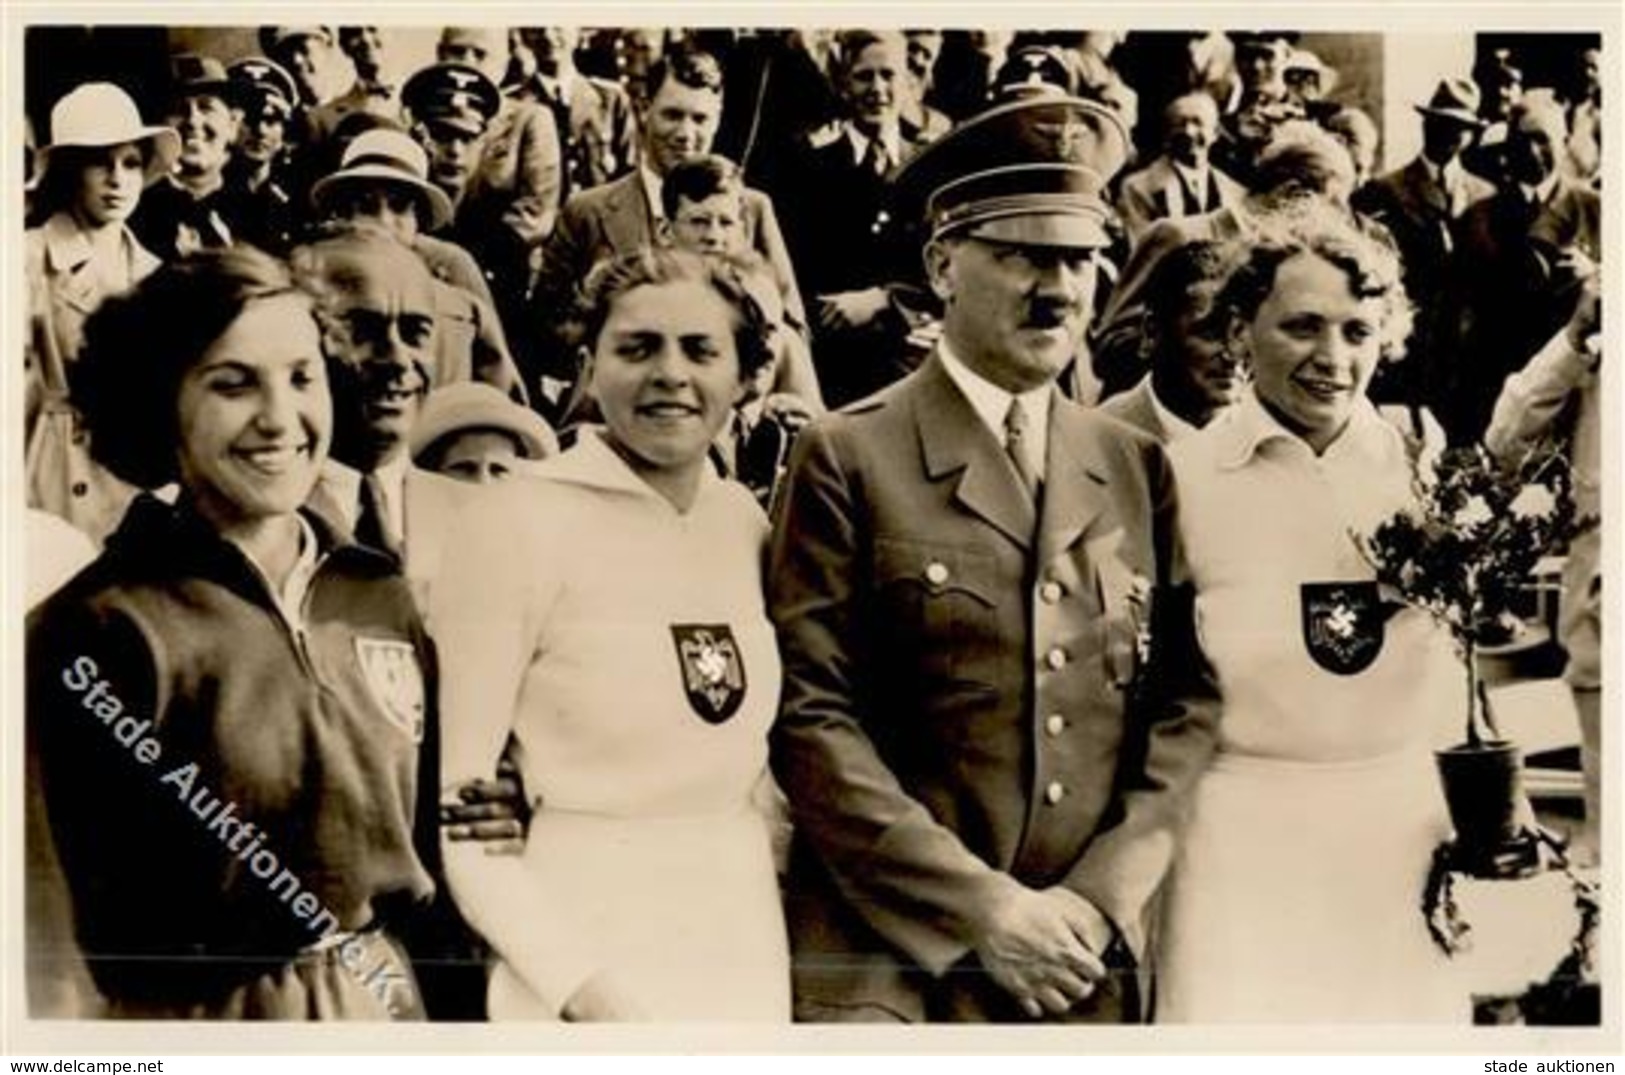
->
[6,2,1617,1057]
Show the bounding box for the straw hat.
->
[39,82,180,184]
[1415,77,1487,128]
[410,382,559,463]
[309,128,454,231]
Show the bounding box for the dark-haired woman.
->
[27,246,440,1020]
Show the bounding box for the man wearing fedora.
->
[768,94,1220,1023]
[310,128,526,403]
[130,53,244,261]
[1353,76,1495,418]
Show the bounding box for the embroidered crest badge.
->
[670,624,747,725]
[1300,581,1385,676]
[354,637,426,742]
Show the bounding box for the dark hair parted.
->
[643,42,724,101]
[73,245,314,488]
[1214,202,1413,361]
[573,246,775,379]
[1141,239,1237,323]
[659,153,743,219]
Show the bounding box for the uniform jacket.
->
[768,354,1221,1022]
[1097,378,1169,443]
[1114,155,1245,244]
[25,496,438,1009]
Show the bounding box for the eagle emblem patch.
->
[354,637,426,742]
[670,624,747,724]
[1300,582,1385,676]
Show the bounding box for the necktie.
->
[1004,399,1040,500]
[356,472,401,560]
[861,135,892,179]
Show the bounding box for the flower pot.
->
[1435,740,1541,878]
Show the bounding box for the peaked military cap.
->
[228,57,299,119]
[896,92,1130,248]
[402,62,501,136]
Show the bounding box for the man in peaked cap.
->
[768,94,1220,1023]
[403,61,502,209]
[224,56,300,253]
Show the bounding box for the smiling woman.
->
[1156,205,1470,1023]
[429,245,791,1021]
[27,246,446,1021]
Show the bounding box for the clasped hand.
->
[972,884,1113,1019]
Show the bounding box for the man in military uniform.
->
[403,62,503,216]
[432,27,564,351]
[768,93,1221,1023]
[223,57,300,255]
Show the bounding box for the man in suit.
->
[308,128,527,404]
[297,230,475,615]
[768,93,1221,1024]
[771,29,940,407]
[1352,76,1495,417]
[512,26,639,200]
[528,44,806,419]
[1443,91,1599,444]
[1116,92,1245,244]
[1091,118,1355,398]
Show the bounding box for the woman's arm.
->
[428,487,608,1017]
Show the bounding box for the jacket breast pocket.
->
[873,537,1001,690]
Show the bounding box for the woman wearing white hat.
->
[25,81,179,547]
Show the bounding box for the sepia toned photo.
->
[6,3,1616,1055]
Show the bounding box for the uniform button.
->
[71,481,89,497]
[1045,781,1066,805]
[1040,581,1064,604]
[1045,647,1067,670]
[1045,713,1066,737]
[925,561,950,585]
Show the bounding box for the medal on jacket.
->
[1300,581,1384,675]
[670,624,746,724]
[354,637,427,742]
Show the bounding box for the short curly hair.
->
[1214,201,1414,362]
[72,245,317,489]
[572,245,776,380]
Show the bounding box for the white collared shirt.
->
[230,512,321,630]
[1169,159,1211,207]
[324,453,410,543]
[845,121,903,172]
[938,340,1052,481]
